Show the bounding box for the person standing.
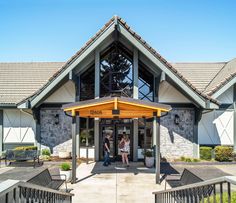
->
[120,133,130,167]
[103,133,111,166]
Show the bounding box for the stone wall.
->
[160,108,195,160]
[40,108,72,155]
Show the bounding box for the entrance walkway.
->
[69,162,165,203]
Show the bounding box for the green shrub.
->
[142,150,153,157]
[14,146,37,151]
[180,156,186,161]
[41,149,51,156]
[60,163,71,171]
[204,191,236,202]
[192,158,200,162]
[200,146,212,160]
[215,146,233,162]
[185,158,192,162]
[40,155,52,161]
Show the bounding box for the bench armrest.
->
[51,174,66,181]
[165,174,181,181]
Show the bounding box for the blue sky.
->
[0,0,235,62]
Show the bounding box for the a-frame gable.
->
[17,16,219,109]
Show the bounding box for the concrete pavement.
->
[69,162,165,203]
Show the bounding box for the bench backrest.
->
[28,169,52,186]
[6,150,38,160]
[180,169,203,186]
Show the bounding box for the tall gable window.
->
[100,42,133,97]
[138,63,154,101]
[80,66,95,101]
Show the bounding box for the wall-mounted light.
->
[55,114,59,125]
[174,114,180,125]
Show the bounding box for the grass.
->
[204,191,236,203]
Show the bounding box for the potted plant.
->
[144,150,154,168]
[60,162,72,181]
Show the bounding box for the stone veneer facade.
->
[40,108,195,159]
[40,108,72,155]
[160,108,195,159]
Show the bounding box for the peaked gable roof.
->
[1,16,222,109]
[0,62,64,104]
[172,62,226,92]
[204,58,236,96]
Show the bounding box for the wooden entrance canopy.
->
[63,96,171,118]
[62,97,171,184]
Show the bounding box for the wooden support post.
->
[71,112,77,184]
[154,115,161,184]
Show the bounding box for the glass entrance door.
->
[100,119,133,161]
[116,124,132,161]
[100,125,115,160]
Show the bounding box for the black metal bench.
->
[165,168,203,189]
[28,168,68,192]
[165,168,213,202]
[4,149,40,168]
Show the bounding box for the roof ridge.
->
[171,62,226,64]
[16,15,219,106]
[203,60,230,93]
[0,61,65,64]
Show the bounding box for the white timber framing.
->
[234,84,236,152]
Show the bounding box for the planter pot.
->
[145,157,154,168]
[58,151,71,159]
[60,170,72,182]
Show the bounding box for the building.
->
[0,16,235,161]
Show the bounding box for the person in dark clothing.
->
[103,134,111,166]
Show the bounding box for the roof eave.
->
[17,21,116,109]
[210,76,236,99]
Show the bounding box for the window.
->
[138,64,154,101]
[138,119,153,149]
[80,118,94,147]
[100,42,133,97]
[80,66,95,101]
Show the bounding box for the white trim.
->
[211,77,236,99]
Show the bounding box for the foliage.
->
[184,157,192,162]
[179,156,200,162]
[143,150,153,157]
[215,146,233,162]
[180,156,186,161]
[40,155,52,161]
[204,191,236,203]
[60,163,71,171]
[200,146,212,161]
[14,146,37,151]
[41,149,51,156]
[192,158,200,162]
